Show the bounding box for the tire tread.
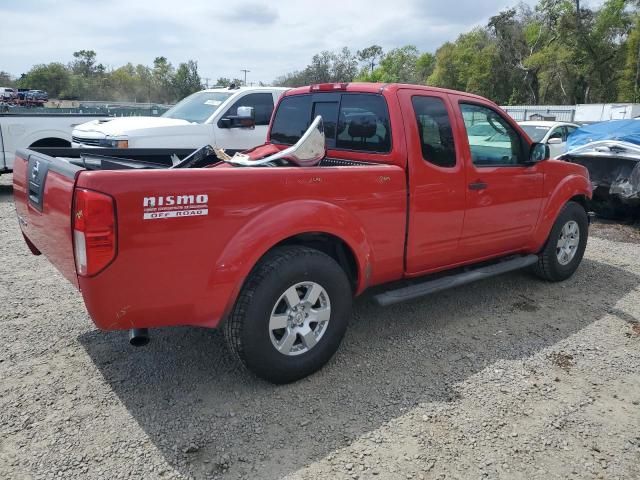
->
[532,201,588,282]
[224,246,337,371]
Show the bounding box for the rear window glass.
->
[270,93,391,153]
[270,95,312,145]
[313,101,339,148]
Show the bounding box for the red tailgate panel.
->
[13,152,80,288]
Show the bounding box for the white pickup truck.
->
[72,86,288,153]
[0,113,105,174]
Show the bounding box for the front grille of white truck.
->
[72,136,102,147]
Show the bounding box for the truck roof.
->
[201,86,289,94]
[283,82,493,103]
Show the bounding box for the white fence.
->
[502,103,640,123]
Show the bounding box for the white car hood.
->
[74,116,192,136]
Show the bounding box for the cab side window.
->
[460,103,524,167]
[566,125,578,137]
[411,96,456,168]
[220,93,275,126]
[548,128,564,141]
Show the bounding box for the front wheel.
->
[532,201,589,282]
[224,246,352,384]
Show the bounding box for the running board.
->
[374,255,539,307]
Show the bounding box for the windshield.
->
[520,125,550,142]
[162,91,232,123]
[486,131,510,143]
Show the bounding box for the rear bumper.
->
[78,271,234,331]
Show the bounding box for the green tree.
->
[109,63,138,101]
[488,7,545,103]
[357,45,384,74]
[173,60,203,99]
[152,56,175,103]
[535,0,633,103]
[619,13,640,101]
[71,50,99,77]
[415,52,436,83]
[215,77,243,87]
[358,46,422,83]
[17,63,73,98]
[427,30,503,101]
[274,47,358,87]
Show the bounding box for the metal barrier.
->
[0,102,172,116]
[502,105,576,122]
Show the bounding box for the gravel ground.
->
[1,172,639,480]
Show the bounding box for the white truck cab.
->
[72,86,288,153]
[518,121,581,159]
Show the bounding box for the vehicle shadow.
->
[0,183,13,203]
[79,258,639,479]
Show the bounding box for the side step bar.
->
[374,255,539,307]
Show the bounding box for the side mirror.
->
[529,142,549,164]
[547,137,563,145]
[237,106,254,120]
[219,106,256,129]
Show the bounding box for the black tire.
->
[224,246,352,384]
[532,201,588,282]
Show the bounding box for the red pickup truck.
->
[13,83,592,383]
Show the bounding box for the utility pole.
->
[203,77,210,88]
[240,69,250,86]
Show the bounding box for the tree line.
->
[1,50,205,104]
[275,0,640,105]
[1,0,638,105]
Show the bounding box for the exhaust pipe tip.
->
[129,328,150,347]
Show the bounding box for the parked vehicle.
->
[561,119,640,218]
[0,87,17,102]
[11,89,48,107]
[72,86,288,152]
[0,113,108,174]
[29,90,49,105]
[13,82,592,383]
[519,121,580,158]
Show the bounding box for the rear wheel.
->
[532,201,588,282]
[224,246,352,384]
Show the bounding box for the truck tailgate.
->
[13,149,83,288]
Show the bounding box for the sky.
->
[0,0,603,85]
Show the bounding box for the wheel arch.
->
[532,174,592,251]
[211,200,374,323]
[269,232,359,288]
[568,194,589,213]
[29,137,71,148]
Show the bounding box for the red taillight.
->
[73,189,116,276]
[310,83,348,92]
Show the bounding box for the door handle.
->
[468,181,488,191]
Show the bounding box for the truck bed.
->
[13,147,407,330]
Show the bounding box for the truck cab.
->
[71,86,288,152]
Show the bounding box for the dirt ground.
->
[1,173,639,480]
[590,219,640,244]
